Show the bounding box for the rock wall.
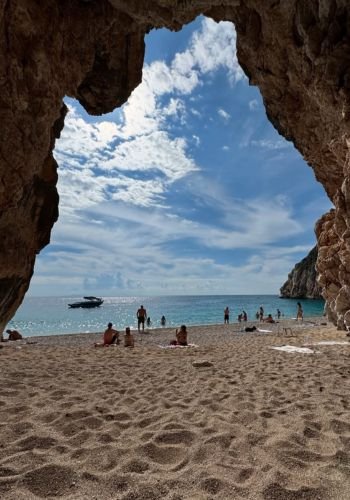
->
[1,1,350,331]
[280,246,322,299]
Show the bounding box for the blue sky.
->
[29,17,332,296]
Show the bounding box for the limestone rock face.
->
[1,1,350,330]
[280,247,322,299]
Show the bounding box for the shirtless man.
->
[264,314,275,324]
[95,322,119,347]
[224,306,229,324]
[104,323,120,345]
[137,305,147,332]
[124,327,135,348]
[6,329,23,341]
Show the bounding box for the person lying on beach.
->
[94,322,120,347]
[245,326,257,332]
[170,325,188,346]
[124,327,134,348]
[263,314,275,324]
[6,329,23,341]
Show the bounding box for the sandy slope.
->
[1,319,350,499]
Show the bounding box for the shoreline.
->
[7,315,327,342]
[2,316,328,347]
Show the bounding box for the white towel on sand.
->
[270,345,316,354]
[158,343,198,349]
[306,341,348,346]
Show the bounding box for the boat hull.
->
[68,300,103,308]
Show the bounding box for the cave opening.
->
[4,15,332,334]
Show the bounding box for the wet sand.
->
[1,318,350,499]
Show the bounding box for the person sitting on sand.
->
[94,322,119,347]
[6,329,23,341]
[124,327,134,348]
[170,325,188,346]
[263,314,275,324]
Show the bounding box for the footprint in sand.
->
[204,433,233,449]
[263,482,325,500]
[200,477,225,495]
[141,442,186,465]
[67,430,93,447]
[0,466,19,478]
[16,435,57,451]
[22,464,77,497]
[122,459,150,473]
[154,430,195,446]
[330,419,350,434]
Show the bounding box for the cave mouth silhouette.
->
[0,3,347,333]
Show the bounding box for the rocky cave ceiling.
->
[1,0,350,332]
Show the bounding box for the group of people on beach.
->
[95,321,188,348]
[95,304,186,348]
[136,305,167,331]
[94,323,135,348]
[223,303,303,324]
[3,301,304,346]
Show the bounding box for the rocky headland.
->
[280,246,322,299]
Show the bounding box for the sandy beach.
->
[1,318,350,499]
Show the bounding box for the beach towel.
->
[306,341,349,346]
[257,329,272,333]
[270,345,316,354]
[158,343,198,349]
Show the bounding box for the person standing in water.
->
[259,306,264,321]
[296,302,303,321]
[137,305,147,332]
[224,306,230,324]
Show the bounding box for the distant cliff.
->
[280,246,322,299]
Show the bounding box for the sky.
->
[29,16,332,297]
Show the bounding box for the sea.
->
[6,295,325,338]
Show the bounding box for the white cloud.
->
[218,108,230,121]
[192,135,200,147]
[190,108,201,117]
[251,139,291,150]
[249,99,258,111]
[54,17,243,214]
[222,145,229,151]
[35,17,312,298]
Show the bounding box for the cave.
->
[1,0,350,333]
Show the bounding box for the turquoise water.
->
[6,295,325,337]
